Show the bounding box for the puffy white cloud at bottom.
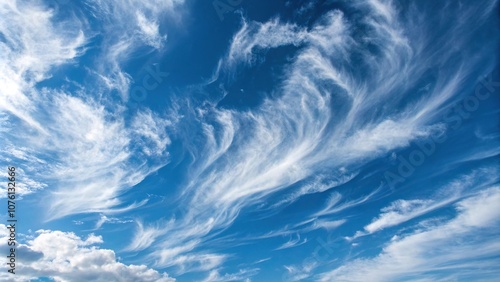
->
[0,227,174,282]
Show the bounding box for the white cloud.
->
[314,189,380,218]
[136,11,166,49]
[4,0,491,276]
[0,165,46,198]
[131,109,172,157]
[94,214,133,230]
[0,0,86,131]
[125,219,173,251]
[283,260,319,282]
[203,268,259,282]
[41,95,171,219]
[129,0,499,270]
[308,219,346,232]
[272,171,359,208]
[274,234,308,251]
[365,199,435,232]
[348,169,498,240]
[164,253,227,275]
[319,186,500,282]
[0,227,175,282]
[0,1,173,219]
[84,0,185,99]
[226,17,308,67]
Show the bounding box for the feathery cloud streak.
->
[129,0,499,272]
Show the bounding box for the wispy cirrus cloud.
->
[0,0,86,131]
[84,0,185,99]
[347,168,498,240]
[225,17,309,67]
[5,0,492,277]
[203,268,259,282]
[94,214,134,230]
[126,0,499,273]
[0,0,174,219]
[274,234,308,251]
[318,185,500,282]
[313,189,381,218]
[41,93,171,220]
[271,172,359,208]
[125,219,173,252]
[283,260,319,282]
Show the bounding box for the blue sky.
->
[0,0,499,281]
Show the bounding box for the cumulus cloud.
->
[0,226,174,282]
